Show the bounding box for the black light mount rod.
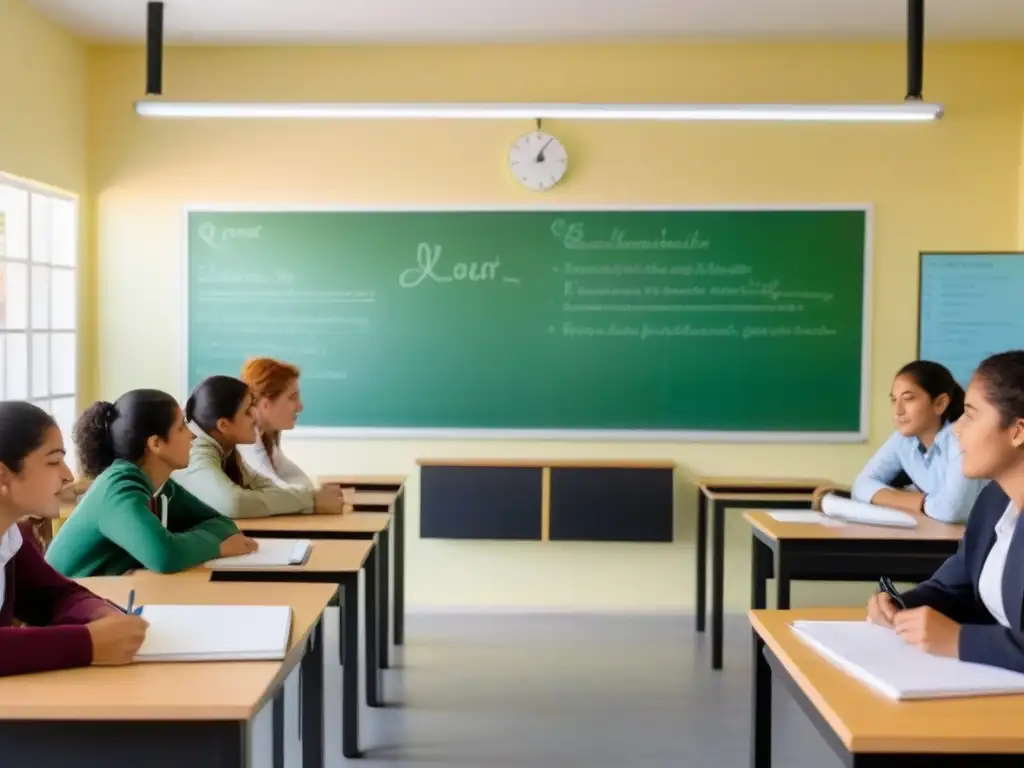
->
[146,1,164,96]
[905,0,924,101]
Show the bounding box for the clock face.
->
[508,131,568,191]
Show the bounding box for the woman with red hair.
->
[238,357,315,490]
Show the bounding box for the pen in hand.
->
[878,576,907,610]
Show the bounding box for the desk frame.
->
[698,489,817,670]
[350,485,406,647]
[752,646,1022,767]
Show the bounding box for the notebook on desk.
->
[134,605,293,662]
[207,539,312,568]
[820,494,918,528]
[790,620,1024,700]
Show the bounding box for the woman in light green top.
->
[172,376,345,518]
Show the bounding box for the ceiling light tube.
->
[134,101,944,122]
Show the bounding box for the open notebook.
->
[790,620,1024,700]
[820,494,918,528]
[135,605,293,662]
[207,539,312,568]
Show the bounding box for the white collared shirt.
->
[237,429,313,491]
[979,501,1018,628]
[0,523,24,615]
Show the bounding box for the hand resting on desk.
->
[87,614,148,666]
[219,533,259,558]
[314,485,350,515]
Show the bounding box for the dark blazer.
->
[902,482,1024,672]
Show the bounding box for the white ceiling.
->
[23,0,1024,44]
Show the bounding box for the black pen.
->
[878,576,907,610]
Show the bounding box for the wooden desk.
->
[697,480,825,671]
[320,473,407,646]
[238,512,393,673]
[745,510,961,658]
[0,577,335,768]
[209,539,374,757]
[749,607,1024,767]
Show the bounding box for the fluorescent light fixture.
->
[134,100,944,122]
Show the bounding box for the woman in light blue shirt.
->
[852,360,987,523]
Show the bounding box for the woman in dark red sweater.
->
[0,401,148,677]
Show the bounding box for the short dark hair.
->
[74,389,180,478]
[896,360,965,424]
[0,401,57,472]
[973,351,1024,428]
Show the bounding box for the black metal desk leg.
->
[751,635,772,768]
[378,527,391,669]
[711,500,726,670]
[301,620,324,768]
[751,536,770,611]
[394,489,405,646]
[364,545,382,708]
[272,686,284,768]
[696,490,708,632]
[776,561,791,610]
[341,575,362,759]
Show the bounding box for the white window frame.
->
[0,172,79,467]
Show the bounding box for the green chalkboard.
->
[186,207,868,438]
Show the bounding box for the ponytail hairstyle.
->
[240,357,300,455]
[184,376,251,487]
[74,389,180,478]
[896,360,966,424]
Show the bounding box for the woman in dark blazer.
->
[868,350,1024,673]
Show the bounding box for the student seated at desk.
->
[46,390,257,578]
[0,401,147,676]
[869,351,1024,673]
[852,360,986,523]
[173,375,345,518]
[238,357,313,490]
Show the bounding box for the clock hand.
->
[535,137,554,163]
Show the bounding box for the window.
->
[0,175,78,470]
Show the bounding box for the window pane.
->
[0,184,28,260]
[31,265,50,329]
[31,333,48,398]
[0,262,28,329]
[6,334,26,398]
[30,194,52,264]
[51,396,77,472]
[50,332,75,395]
[51,268,75,330]
[51,198,76,268]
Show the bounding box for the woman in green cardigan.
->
[46,389,258,577]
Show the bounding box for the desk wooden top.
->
[0,577,335,722]
[697,476,831,493]
[208,539,372,574]
[238,511,391,535]
[704,490,815,503]
[744,509,964,542]
[416,458,675,469]
[750,608,1024,754]
[318,473,405,490]
[353,490,398,509]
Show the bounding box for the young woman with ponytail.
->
[851,360,987,523]
[172,376,345,518]
[45,389,255,578]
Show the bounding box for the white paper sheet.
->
[135,604,293,662]
[820,494,918,528]
[207,539,311,568]
[766,511,846,526]
[790,620,1024,700]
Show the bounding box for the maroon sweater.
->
[0,522,107,677]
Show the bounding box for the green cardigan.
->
[46,459,240,578]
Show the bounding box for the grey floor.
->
[252,611,841,768]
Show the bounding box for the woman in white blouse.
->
[238,358,317,490]
[867,350,1024,673]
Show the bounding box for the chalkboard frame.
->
[182,203,873,443]
[917,250,1024,382]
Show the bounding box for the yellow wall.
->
[0,0,94,402]
[88,42,1024,610]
